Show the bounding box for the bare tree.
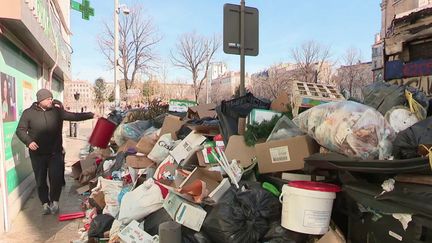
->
[291,40,332,83]
[251,64,294,100]
[171,32,221,102]
[335,47,373,99]
[93,77,107,114]
[98,5,161,91]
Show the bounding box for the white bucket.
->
[279,181,340,235]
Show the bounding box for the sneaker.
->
[42,203,50,215]
[50,201,59,214]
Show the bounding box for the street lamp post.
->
[114,0,129,109]
[114,0,120,108]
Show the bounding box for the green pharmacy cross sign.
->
[71,0,94,20]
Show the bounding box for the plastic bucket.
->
[279,181,340,235]
[88,117,117,148]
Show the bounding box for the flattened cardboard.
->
[255,135,319,174]
[119,220,157,243]
[225,135,256,168]
[76,184,90,194]
[136,134,158,154]
[71,160,82,179]
[271,92,290,112]
[163,192,207,231]
[187,103,217,119]
[159,115,184,140]
[126,155,155,169]
[117,140,137,153]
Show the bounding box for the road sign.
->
[70,0,94,20]
[223,3,259,56]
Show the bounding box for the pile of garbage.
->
[69,82,432,243]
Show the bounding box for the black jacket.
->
[16,102,94,154]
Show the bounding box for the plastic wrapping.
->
[121,120,152,141]
[293,101,395,159]
[266,116,304,142]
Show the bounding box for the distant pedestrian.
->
[16,89,95,215]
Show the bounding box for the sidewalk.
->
[0,120,95,243]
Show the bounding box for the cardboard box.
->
[187,103,217,119]
[119,220,158,243]
[208,178,231,203]
[169,99,197,113]
[179,167,223,193]
[225,135,256,168]
[136,134,158,154]
[271,92,290,112]
[159,115,184,140]
[247,108,281,125]
[170,131,206,164]
[163,192,207,231]
[126,155,155,169]
[317,227,346,243]
[117,140,137,153]
[255,135,319,174]
[90,190,106,209]
[71,160,82,179]
[70,156,97,179]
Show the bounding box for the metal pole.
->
[114,0,120,108]
[240,0,246,96]
[205,44,210,104]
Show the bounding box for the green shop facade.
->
[0,0,71,232]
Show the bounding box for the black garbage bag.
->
[262,221,308,243]
[216,93,271,144]
[202,182,281,243]
[362,82,428,116]
[144,208,173,236]
[393,116,432,159]
[88,214,115,238]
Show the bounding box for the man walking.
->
[16,88,95,214]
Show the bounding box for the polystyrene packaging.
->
[293,101,395,160]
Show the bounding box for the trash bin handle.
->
[279,191,290,203]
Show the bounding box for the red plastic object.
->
[288,181,341,192]
[88,117,117,148]
[58,211,85,221]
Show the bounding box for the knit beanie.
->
[36,89,53,102]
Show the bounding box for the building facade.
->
[210,71,251,103]
[64,80,94,111]
[381,0,432,95]
[0,0,71,231]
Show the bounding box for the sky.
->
[70,0,382,84]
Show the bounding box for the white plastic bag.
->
[293,101,395,159]
[117,179,163,224]
[100,177,123,217]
